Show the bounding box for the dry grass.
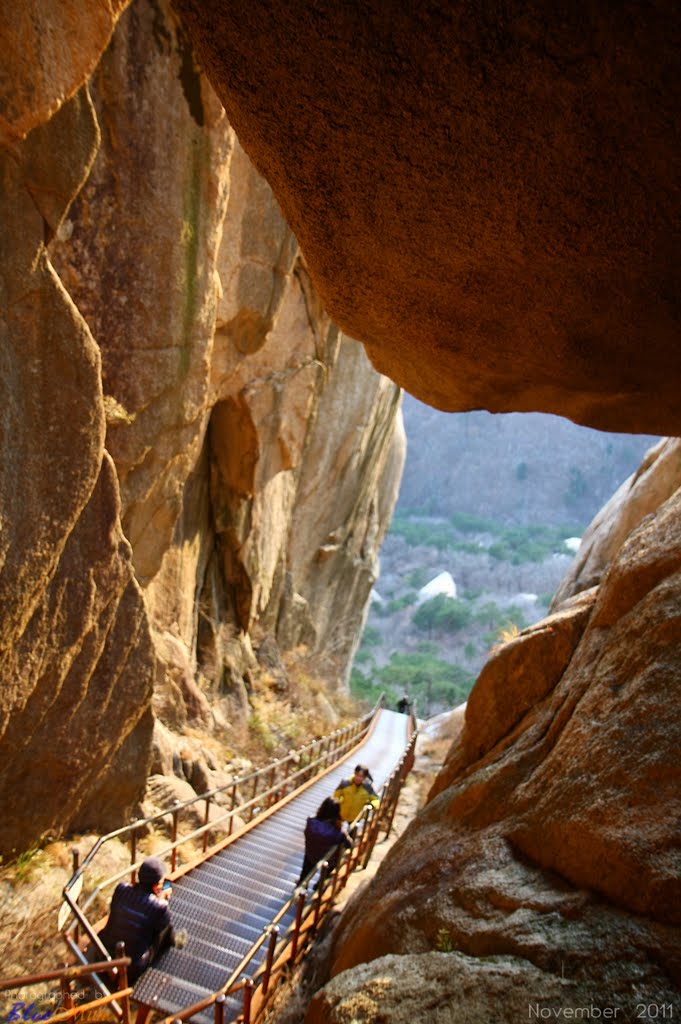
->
[242,646,362,764]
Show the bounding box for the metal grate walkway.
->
[133,709,409,1021]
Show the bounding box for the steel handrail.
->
[158,722,418,1024]
[60,699,382,942]
[0,956,133,1024]
[75,732,364,916]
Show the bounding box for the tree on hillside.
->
[412,594,473,635]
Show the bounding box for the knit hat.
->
[138,856,165,889]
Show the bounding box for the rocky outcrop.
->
[0,1,129,141]
[306,951,676,1024]
[552,438,681,606]
[51,0,235,587]
[175,1,681,435]
[320,477,681,1009]
[0,0,404,854]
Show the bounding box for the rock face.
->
[0,75,156,854]
[0,1,129,141]
[0,0,404,854]
[552,437,681,606]
[175,0,681,435]
[318,472,681,1011]
[306,952,676,1024]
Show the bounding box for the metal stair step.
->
[170,908,265,949]
[169,898,273,944]
[197,857,295,894]
[183,931,253,965]
[222,846,303,880]
[173,875,282,910]
[256,817,303,841]
[230,829,303,856]
[133,967,213,1012]
[148,947,243,995]
[212,848,299,885]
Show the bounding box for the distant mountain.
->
[398,396,660,529]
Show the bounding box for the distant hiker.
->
[397,693,411,713]
[333,764,380,823]
[297,797,351,885]
[99,856,180,984]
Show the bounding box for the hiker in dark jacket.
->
[297,797,351,885]
[99,856,175,983]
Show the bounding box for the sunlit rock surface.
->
[306,951,676,1024]
[0,85,154,852]
[0,0,129,141]
[176,0,681,434]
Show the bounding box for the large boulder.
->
[0,0,129,140]
[306,951,676,1024]
[175,0,681,434]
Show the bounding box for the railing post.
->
[60,974,74,1015]
[282,755,292,798]
[290,888,307,962]
[130,827,137,883]
[242,978,253,1024]
[340,836,355,889]
[261,925,279,996]
[382,768,403,839]
[329,848,344,901]
[116,942,130,1024]
[362,806,381,870]
[251,772,259,804]
[171,801,180,872]
[214,993,225,1024]
[312,862,328,933]
[202,795,212,853]
[267,762,278,807]
[355,805,373,865]
[71,848,80,945]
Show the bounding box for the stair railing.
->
[156,723,418,1024]
[0,950,132,1024]
[59,698,384,968]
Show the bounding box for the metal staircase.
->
[133,708,411,1022]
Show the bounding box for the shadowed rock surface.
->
[176,0,681,434]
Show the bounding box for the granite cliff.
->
[0,0,404,854]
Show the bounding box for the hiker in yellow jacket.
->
[333,764,380,823]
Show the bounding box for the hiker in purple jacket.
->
[297,797,351,885]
